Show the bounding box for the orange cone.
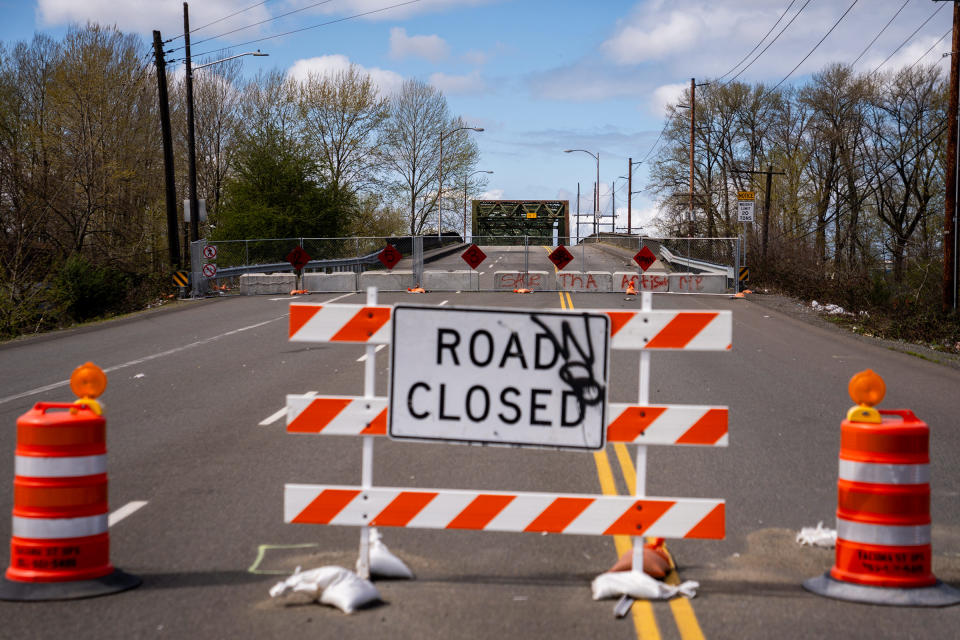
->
[625,281,638,296]
[0,364,140,601]
[407,286,426,293]
[803,370,960,606]
[513,288,533,294]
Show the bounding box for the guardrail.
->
[659,246,734,279]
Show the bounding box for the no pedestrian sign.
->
[389,306,609,450]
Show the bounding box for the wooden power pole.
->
[944,0,959,312]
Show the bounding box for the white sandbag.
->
[269,566,344,599]
[270,565,381,613]
[592,570,699,600]
[796,521,837,548]
[320,570,382,613]
[361,528,414,579]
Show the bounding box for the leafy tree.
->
[213,130,352,240]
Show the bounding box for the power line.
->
[850,0,909,67]
[192,0,337,47]
[166,1,271,44]
[185,0,422,61]
[716,0,799,83]
[872,2,946,74]
[723,0,814,86]
[904,27,951,73]
[770,0,859,92]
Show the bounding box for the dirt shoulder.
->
[744,290,960,371]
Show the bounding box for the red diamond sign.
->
[548,245,574,271]
[461,244,487,270]
[286,246,311,271]
[378,243,402,270]
[634,246,656,272]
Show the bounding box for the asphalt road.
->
[0,280,958,639]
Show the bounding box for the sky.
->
[0,0,953,238]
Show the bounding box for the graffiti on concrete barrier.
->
[619,274,668,292]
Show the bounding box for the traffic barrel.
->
[803,369,960,606]
[0,363,140,601]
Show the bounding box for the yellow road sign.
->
[737,191,755,201]
[172,270,189,287]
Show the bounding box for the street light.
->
[564,149,599,236]
[438,126,484,238]
[184,49,268,244]
[463,170,493,241]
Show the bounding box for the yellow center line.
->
[614,447,707,640]
[561,290,660,640]
[564,290,707,640]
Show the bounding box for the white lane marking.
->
[272,292,355,303]
[0,318,284,406]
[109,501,147,527]
[356,345,385,362]
[439,300,449,306]
[260,391,317,426]
[0,293,355,408]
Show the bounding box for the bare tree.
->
[193,55,243,218]
[380,78,448,235]
[298,64,389,197]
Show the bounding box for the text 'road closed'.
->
[388,306,609,450]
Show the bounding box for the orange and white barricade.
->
[0,364,139,601]
[804,370,960,606]
[281,290,731,589]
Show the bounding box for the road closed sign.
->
[389,306,609,450]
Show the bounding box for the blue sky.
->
[0,1,953,237]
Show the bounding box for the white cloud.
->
[481,189,504,200]
[603,11,701,63]
[37,0,271,39]
[287,54,404,96]
[649,83,686,117]
[429,71,486,95]
[389,27,449,62]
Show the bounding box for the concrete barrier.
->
[556,271,612,292]
[422,270,479,291]
[613,272,670,293]
[359,270,415,291]
[669,273,726,293]
[240,273,296,295]
[493,271,550,291]
[303,272,357,292]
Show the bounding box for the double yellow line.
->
[557,290,705,640]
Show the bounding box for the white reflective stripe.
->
[837,519,930,546]
[12,514,108,539]
[838,459,929,485]
[15,454,107,478]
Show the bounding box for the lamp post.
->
[183,44,268,243]
[564,149,599,237]
[438,126,484,238]
[464,170,493,242]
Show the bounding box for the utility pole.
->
[689,78,695,237]
[942,0,959,312]
[152,30,180,269]
[732,164,785,264]
[593,182,598,235]
[576,182,580,244]
[627,158,633,235]
[183,2,199,245]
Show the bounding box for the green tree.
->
[213,131,352,240]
